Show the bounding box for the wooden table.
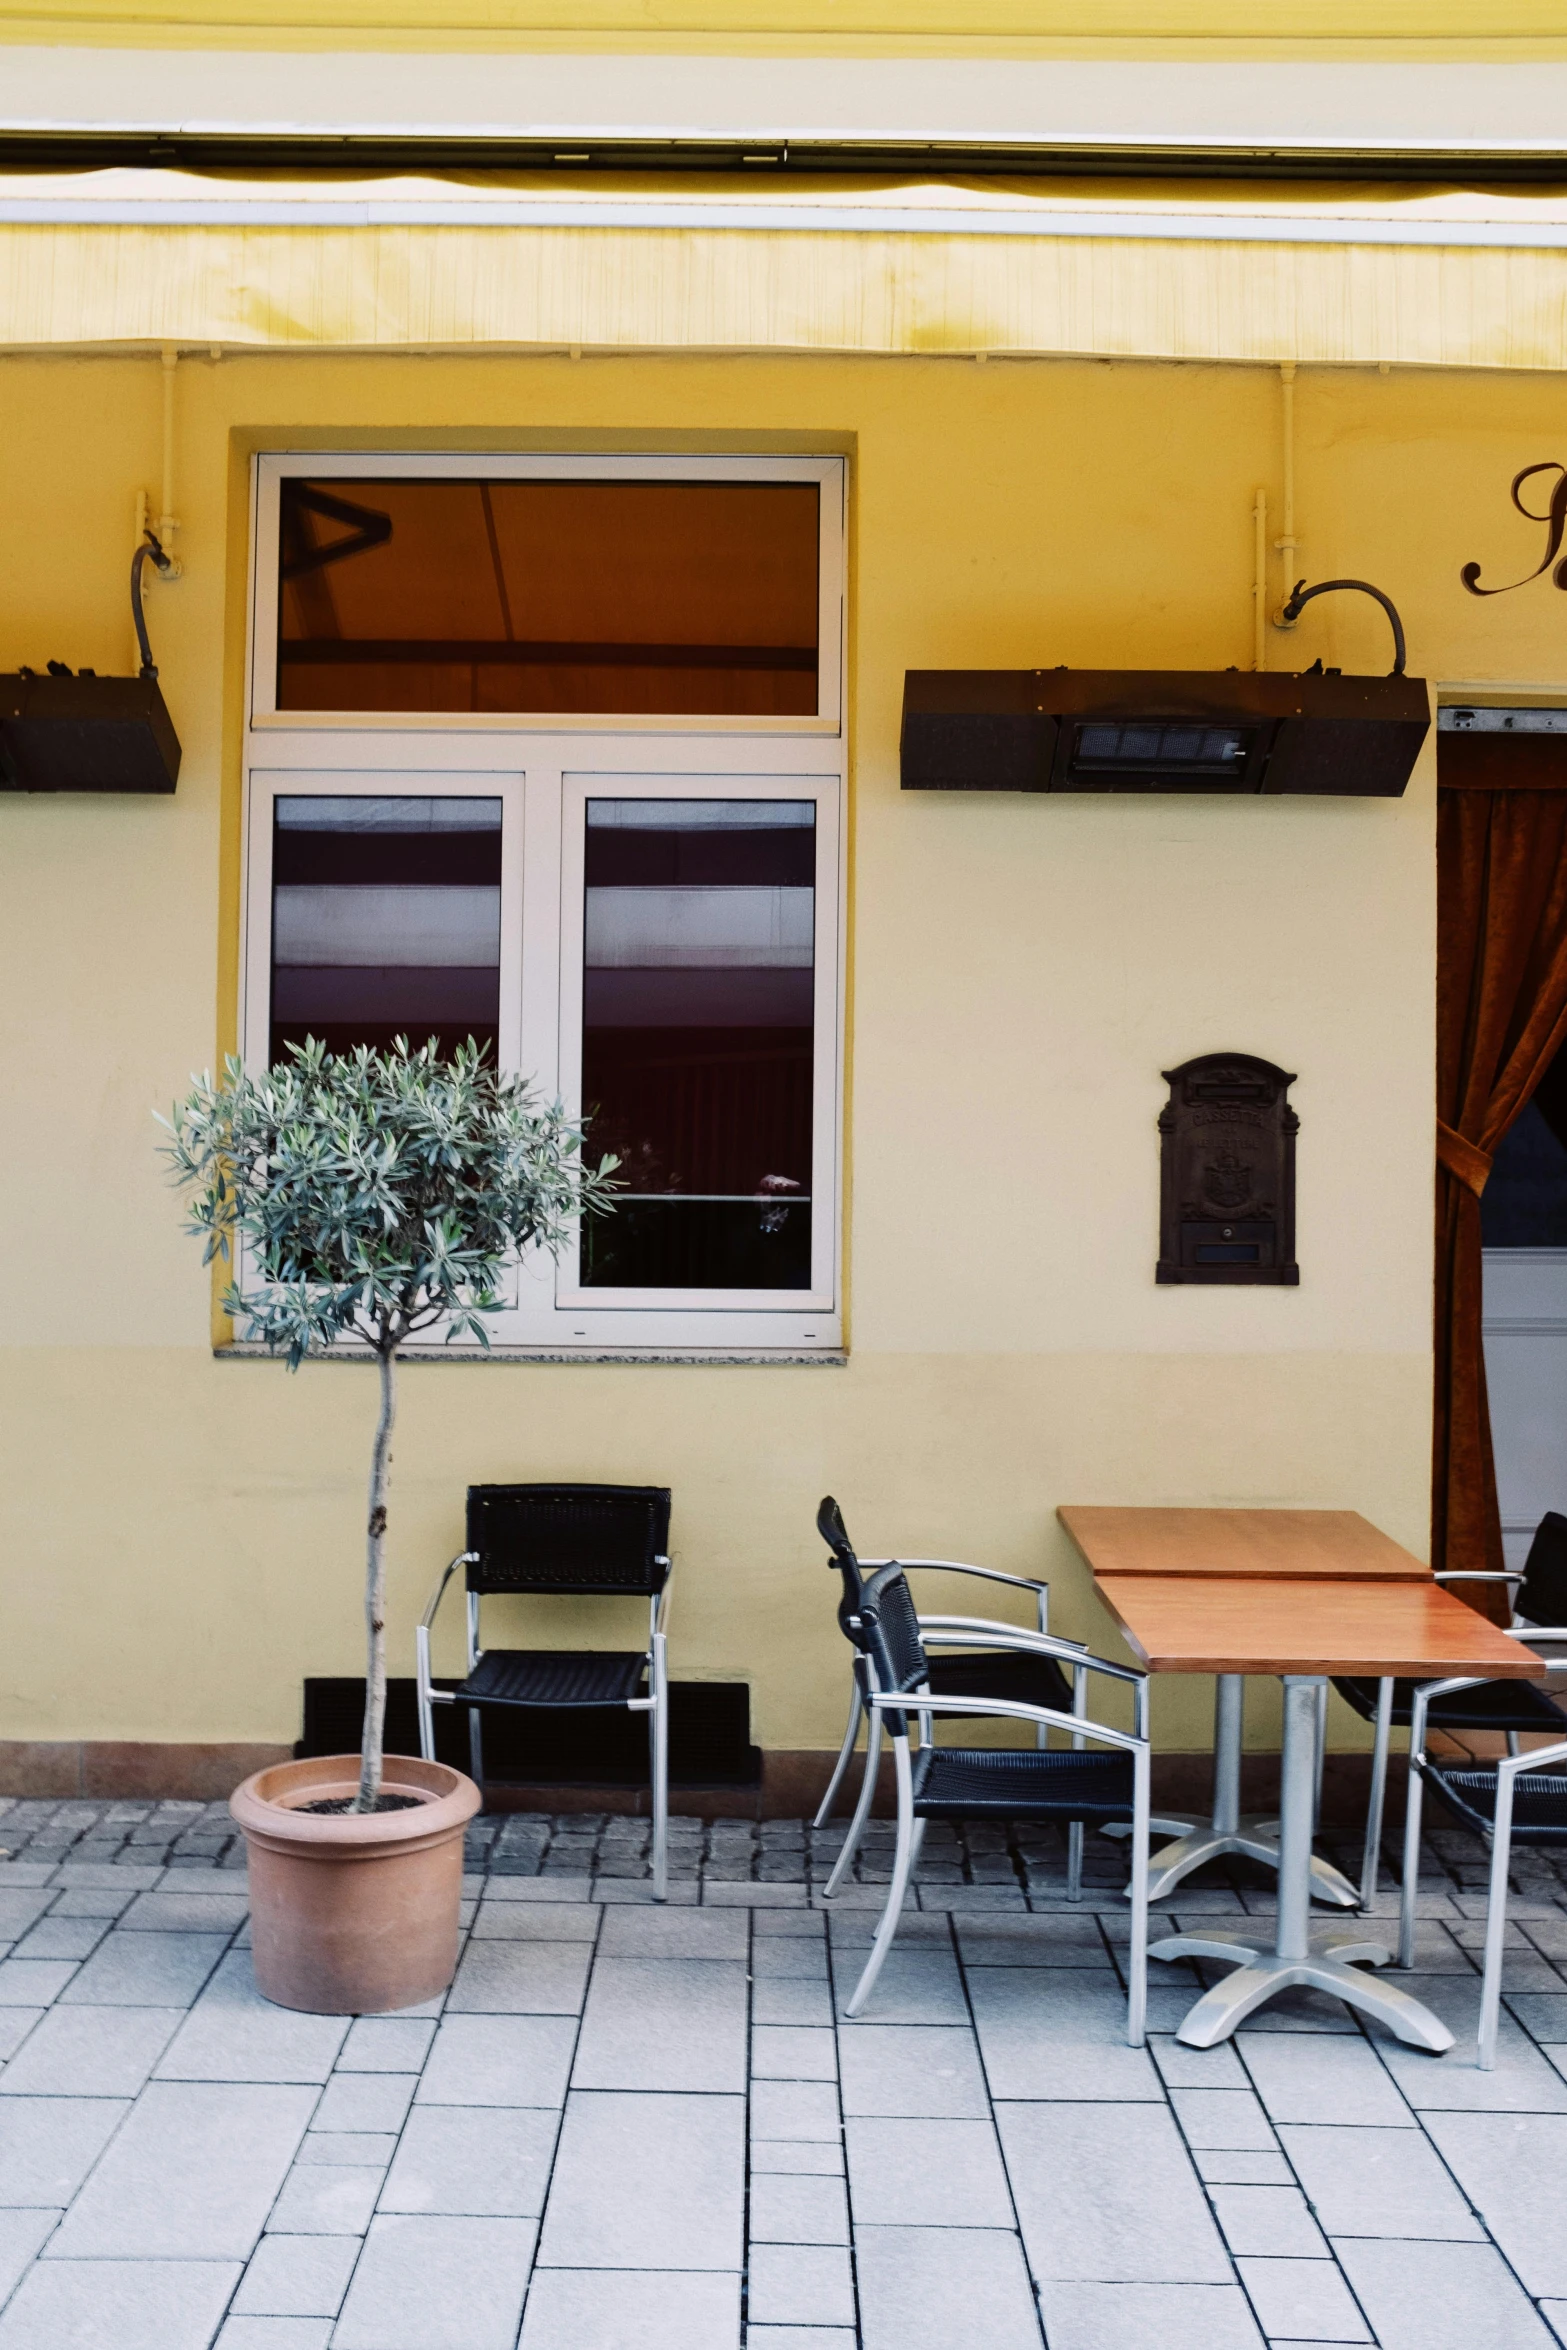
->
[1084,1563,1543,2049]
[1060,1507,1429,1908]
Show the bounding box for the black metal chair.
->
[416,1484,673,1900]
[1399,1679,1567,2069]
[1335,1510,1567,1907]
[832,1557,1152,2038]
[813,1496,1102,1884]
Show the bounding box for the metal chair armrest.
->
[859,1557,1049,1596]
[1435,1571,1525,1584]
[421,1552,475,1633]
[1505,1624,1567,1643]
[1498,1735,1567,1780]
[918,1619,1141,1686]
[863,1687,1147,1758]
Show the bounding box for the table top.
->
[1090,1574,1546,1679]
[1058,1506,1429,1581]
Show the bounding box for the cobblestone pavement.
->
[0,1796,1565,2349]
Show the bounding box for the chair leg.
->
[1360,1679,1394,1912]
[843,1737,917,2019]
[468,1708,485,1788]
[1397,1752,1426,1970]
[1477,1776,1516,2073]
[416,1643,435,1765]
[1314,1682,1329,1828]
[822,1709,882,1900]
[1067,1821,1085,1903]
[649,1634,669,1904]
[813,1683,864,1829]
[1127,1750,1150,2049]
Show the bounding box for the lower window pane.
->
[581,798,815,1290]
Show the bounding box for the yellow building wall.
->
[1,344,1560,1775]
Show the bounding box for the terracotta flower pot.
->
[230,1754,482,2015]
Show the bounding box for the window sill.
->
[213,1342,847,1368]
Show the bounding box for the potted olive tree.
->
[161,1036,615,2014]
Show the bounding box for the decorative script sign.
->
[1462,463,1567,597]
[1157,1054,1299,1287]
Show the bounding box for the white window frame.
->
[241,452,846,1355]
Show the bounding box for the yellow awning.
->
[5,169,1567,367]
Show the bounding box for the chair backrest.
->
[857,1563,930,1702]
[466,1485,671,1596]
[1519,1510,1567,1627]
[818,1495,867,1644]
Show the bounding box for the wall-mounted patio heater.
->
[0,532,181,795]
[902,579,1428,799]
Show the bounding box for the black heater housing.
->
[0,671,181,795]
[900,668,1429,798]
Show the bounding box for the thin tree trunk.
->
[355,1344,397,1812]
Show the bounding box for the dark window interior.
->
[270,796,502,1065]
[276,477,820,718]
[1482,1045,1567,1246]
[580,799,815,1291]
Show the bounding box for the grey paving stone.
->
[231,2231,360,2316]
[845,2115,1013,2228]
[0,1874,53,1892]
[966,1968,1163,2101]
[954,1913,1112,1968]
[57,1929,227,2008]
[836,2025,990,2119]
[380,2104,558,2218]
[0,2210,54,2302]
[1335,2236,1556,2349]
[333,2214,537,2350]
[835,1949,967,2026]
[755,1977,835,2027]
[0,2097,127,2207]
[754,1915,826,1937]
[0,2013,42,2064]
[469,1902,599,1942]
[1509,1994,1567,2041]
[448,1938,591,2015]
[0,2004,180,2098]
[704,1883,808,1907]
[748,2244,856,2327]
[0,1963,75,2008]
[751,2165,852,2249]
[517,2266,741,2349]
[1210,2184,1330,2258]
[119,1890,250,1933]
[597,1907,748,1958]
[750,2081,842,2142]
[572,1957,747,2093]
[538,2091,744,2269]
[335,2017,436,2072]
[596,1880,702,1906]
[310,2071,416,2134]
[0,2257,240,2350]
[1371,1978,1567,2110]
[1239,2035,1417,2128]
[1169,2087,1279,2151]
[1420,2112,1567,2294]
[1193,2149,1296,2185]
[46,2080,313,2257]
[1234,2255,1372,2342]
[753,1940,830,1981]
[1037,2279,1264,2350]
[855,2222,1040,2350]
[9,1918,106,1963]
[0,1902,52,1945]
[751,2140,844,2176]
[155,1953,349,2084]
[753,2026,838,2082]
[216,2322,334,2350]
[267,2164,385,2234]
[915,1887,1027,1912]
[297,2131,395,2166]
[1150,2035,1249,2090]
[44,1891,132,1920]
[1541,2303,1567,2349]
[416,2012,576,2109]
[998,2101,1232,2284]
[1280,2122,1483,2242]
[49,1865,164,1889]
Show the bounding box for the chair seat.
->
[456,1650,648,1709]
[1331,1675,1567,1736]
[926,1649,1073,1716]
[911,1744,1135,1823]
[1419,1762,1567,1845]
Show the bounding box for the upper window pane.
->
[276,478,821,717]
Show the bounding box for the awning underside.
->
[5,170,1567,368]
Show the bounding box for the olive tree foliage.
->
[160,1037,617,1811]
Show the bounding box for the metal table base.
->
[1149,1677,1456,2052]
[1107,1675,1359,1908]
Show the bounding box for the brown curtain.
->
[1435,747,1567,1611]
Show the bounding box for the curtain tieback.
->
[1437,1120,1494,1197]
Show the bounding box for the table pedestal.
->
[1108,1676,1359,1907]
[1150,1678,1455,2052]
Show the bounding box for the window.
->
[244,456,844,1352]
